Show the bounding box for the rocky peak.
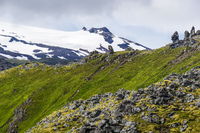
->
[169,26,198,49]
[82,27,87,31]
[190,26,195,36]
[88,27,112,35]
[171,31,179,43]
[88,27,114,44]
[184,30,190,40]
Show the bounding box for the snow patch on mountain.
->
[0,22,150,61]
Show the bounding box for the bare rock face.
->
[170,26,198,49]
[190,26,196,37]
[170,31,180,48]
[82,27,87,31]
[171,31,179,43]
[7,98,32,133]
[196,30,200,35]
[184,30,190,40]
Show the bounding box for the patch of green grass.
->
[1,45,200,132]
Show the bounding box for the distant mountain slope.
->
[0,22,149,62]
[0,57,15,71]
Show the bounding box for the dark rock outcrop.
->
[89,27,114,44]
[171,31,179,44]
[170,26,198,49]
[8,98,32,133]
[108,45,114,55]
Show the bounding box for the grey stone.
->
[64,123,70,128]
[190,26,196,37]
[151,115,160,124]
[108,45,114,55]
[182,79,193,87]
[196,30,200,35]
[86,77,90,81]
[132,107,141,114]
[125,47,134,51]
[180,125,187,132]
[90,109,102,118]
[141,115,152,123]
[125,121,134,127]
[53,127,57,131]
[171,31,179,43]
[111,125,124,133]
[160,118,165,124]
[183,120,188,125]
[56,112,61,117]
[79,105,86,111]
[184,30,190,39]
[185,94,195,102]
[115,88,126,100]
[175,91,186,97]
[98,119,107,128]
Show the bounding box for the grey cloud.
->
[0,0,200,48]
[0,0,115,17]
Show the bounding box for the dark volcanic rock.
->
[108,45,114,55]
[184,30,190,39]
[170,26,199,49]
[171,31,179,43]
[190,26,196,37]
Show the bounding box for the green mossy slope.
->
[1,43,200,132]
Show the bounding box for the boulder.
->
[180,125,188,132]
[171,31,179,43]
[185,94,195,103]
[190,26,196,37]
[184,30,190,39]
[115,88,126,100]
[108,45,114,55]
[125,47,134,51]
[196,30,200,35]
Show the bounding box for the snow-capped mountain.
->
[0,22,150,61]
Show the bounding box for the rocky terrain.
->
[26,66,200,132]
[170,26,200,49]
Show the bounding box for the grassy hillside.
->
[1,43,200,132]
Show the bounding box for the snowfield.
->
[0,22,149,60]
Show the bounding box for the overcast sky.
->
[0,0,200,49]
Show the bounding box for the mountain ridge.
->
[0,22,149,63]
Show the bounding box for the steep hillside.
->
[1,39,200,132]
[27,66,200,132]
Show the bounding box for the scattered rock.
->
[27,66,200,133]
